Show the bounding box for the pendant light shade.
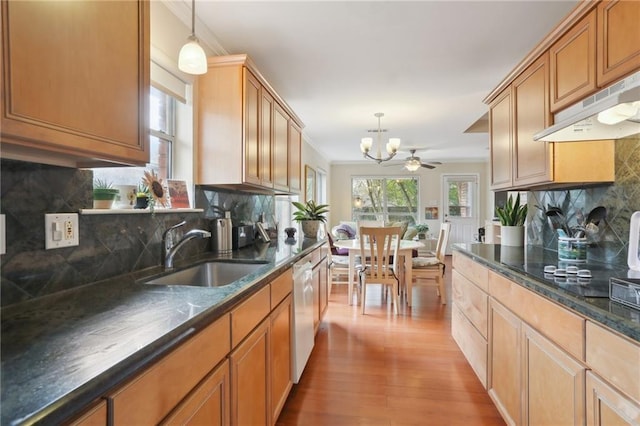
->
[178,0,207,75]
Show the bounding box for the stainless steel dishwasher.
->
[292,254,315,383]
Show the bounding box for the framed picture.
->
[305,165,316,203]
[167,180,190,209]
[425,206,439,220]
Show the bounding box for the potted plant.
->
[414,223,429,239]
[495,193,528,247]
[93,178,119,209]
[134,184,150,209]
[292,200,329,239]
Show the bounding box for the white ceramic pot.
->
[501,225,524,247]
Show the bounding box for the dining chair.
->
[358,226,402,315]
[406,222,451,305]
[326,233,353,298]
[356,219,384,238]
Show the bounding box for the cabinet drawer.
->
[586,321,640,404]
[452,270,488,338]
[452,252,489,292]
[231,285,270,348]
[161,359,230,426]
[270,269,293,309]
[67,399,107,426]
[111,314,231,425]
[488,270,584,361]
[452,305,488,389]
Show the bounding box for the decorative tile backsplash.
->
[526,137,640,264]
[0,159,274,307]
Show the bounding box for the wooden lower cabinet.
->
[586,371,640,426]
[230,319,270,426]
[110,314,231,425]
[67,400,107,426]
[488,299,522,426]
[451,268,489,388]
[161,360,230,426]
[522,324,586,426]
[270,294,292,424]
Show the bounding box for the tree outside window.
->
[352,177,419,224]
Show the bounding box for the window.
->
[352,177,419,224]
[316,168,327,205]
[92,86,176,185]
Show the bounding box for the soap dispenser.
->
[628,211,640,271]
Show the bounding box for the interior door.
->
[442,174,479,254]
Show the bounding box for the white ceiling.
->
[177,0,578,165]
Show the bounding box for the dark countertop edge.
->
[13,239,327,426]
[452,245,640,342]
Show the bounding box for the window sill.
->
[79,208,203,215]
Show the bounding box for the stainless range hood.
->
[534,70,640,142]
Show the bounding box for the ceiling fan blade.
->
[420,163,436,169]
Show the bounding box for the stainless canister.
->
[214,216,232,253]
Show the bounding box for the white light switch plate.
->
[45,213,79,249]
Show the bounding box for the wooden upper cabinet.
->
[512,53,553,187]
[597,0,640,87]
[549,9,597,112]
[272,103,290,192]
[197,54,304,192]
[288,121,302,193]
[489,88,513,190]
[0,0,149,167]
[260,88,274,189]
[245,71,262,186]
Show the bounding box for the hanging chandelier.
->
[360,112,401,163]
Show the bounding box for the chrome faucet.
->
[163,221,212,270]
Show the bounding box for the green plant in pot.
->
[93,178,119,209]
[495,193,528,247]
[292,200,329,239]
[414,223,429,239]
[135,184,151,210]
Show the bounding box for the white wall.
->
[329,161,490,231]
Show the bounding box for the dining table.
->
[334,238,424,305]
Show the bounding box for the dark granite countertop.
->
[454,243,640,342]
[0,237,325,426]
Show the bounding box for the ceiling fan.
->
[384,149,442,171]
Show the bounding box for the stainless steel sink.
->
[143,261,269,287]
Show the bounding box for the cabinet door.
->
[312,265,321,332]
[270,295,292,425]
[512,53,552,187]
[586,371,640,426]
[288,121,302,193]
[67,400,107,426]
[260,89,274,188]
[1,0,149,166]
[161,360,230,426]
[489,88,513,190]
[488,299,521,426]
[549,9,597,112]
[244,71,262,186]
[597,0,640,86]
[272,103,290,191]
[522,324,586,426]
[230,319,270,426]
[319,258,328,318]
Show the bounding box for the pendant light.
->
[178,0,207,75]
[360,113,400,163]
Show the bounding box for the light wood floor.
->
[277,256,505,426]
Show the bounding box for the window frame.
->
[351,175,420,224]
